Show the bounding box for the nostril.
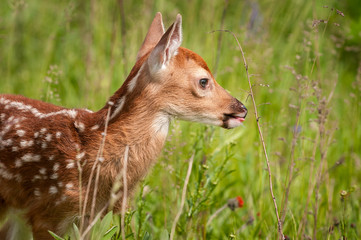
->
[242,105,247,113]
[243,107,248,118]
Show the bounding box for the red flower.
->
[236,196,244,208]
[227,196,245,210]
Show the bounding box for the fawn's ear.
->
[137,12,165,61]
[148,14,182,74]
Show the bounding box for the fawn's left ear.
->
[148,14,182,74]
[137,12,165,61]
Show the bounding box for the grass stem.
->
[170,153,195,240]
[121,145,129,240]
[210,29,284,239]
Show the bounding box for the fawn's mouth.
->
[222,113,246,129]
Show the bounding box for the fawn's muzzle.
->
[222,98,247,129]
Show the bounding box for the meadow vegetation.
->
[0,0,360,239]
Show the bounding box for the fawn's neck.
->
[86,61,169,191]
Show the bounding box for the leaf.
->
[142,231,152,240]
[91,211,113,240]
[102,225,118,240]
[48,230,65,240]
[72,223,81,240]
[159,229,169,240]
[210,129,245,155]
[100,211,114,232]
[126,232,135,238]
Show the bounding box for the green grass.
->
[1,0,360,239]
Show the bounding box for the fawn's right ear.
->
[137,12,165,61]
[148,14,182,75]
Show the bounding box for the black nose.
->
[232,99,247,115]
[241,104,247,113]
[242,105,248,117]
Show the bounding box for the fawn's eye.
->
[199,78,209,89]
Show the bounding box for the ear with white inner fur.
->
[136,12,165,61]
[148,14,182,74]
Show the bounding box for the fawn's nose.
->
[232,98,247,118]
[241,104,247,117]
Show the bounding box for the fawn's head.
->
[131,13,247,129]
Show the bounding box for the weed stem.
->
[170,153,195,240]
[210,29,285,239]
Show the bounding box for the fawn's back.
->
[0,95,92,210]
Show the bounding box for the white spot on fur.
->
[53,163,60,172]
[74,144,80,151]
[56,132,62,138]
[34,188,41,197]
[50,173,58,179]
[16,130,25,137]
[65,182,74,190]
[39,168,46,175]
[0,168,13,180]
[14,174,22,182]
[90,125,99,131]
[34,132,39,138]
[74,121,85,132]
[49,155,55,161]
[12,146,19,152]
[40,128,47,134]
[15,159,22,167]
[66,161,75,169]
[41,142,47,149]
[3,139,13,146]
[45,134,52,142]
[20,139,34,148]
[21,153,41,162]
[110,96,126,120]
[49,186,58,194]
[33,175,41,181]
[67,110,78,119]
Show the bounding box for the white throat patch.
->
[151,113,170,138]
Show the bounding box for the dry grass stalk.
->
[206,204,227,226]
[280,67,307,224]
[285,9,336,233]
[76,160,83,224]
[213,0,229,78]
[211,29,284,239]
[80,105,112,232]
[297,132,319,237]
[80,204,109,240]
[311,79,337,239]
[117,0,128,76]
[170,153,195,240]
[121,145,129,240]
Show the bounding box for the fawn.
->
[0,13,247,239]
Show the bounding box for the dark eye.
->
[199,78,209,89]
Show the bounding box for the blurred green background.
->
[1,0,360,239]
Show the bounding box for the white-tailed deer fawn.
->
[0,13,247,239]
